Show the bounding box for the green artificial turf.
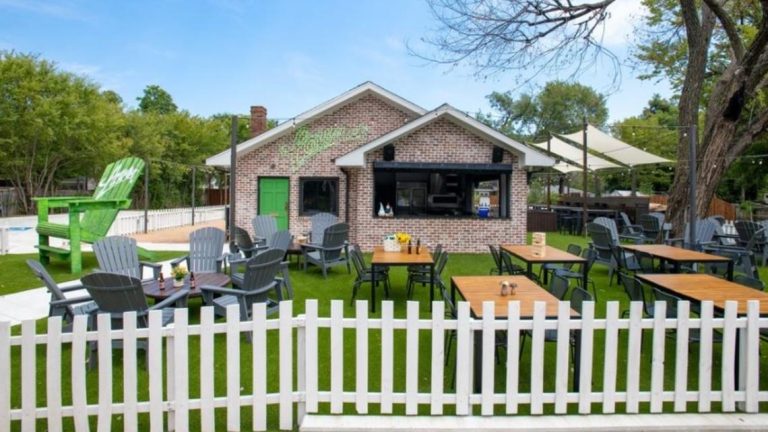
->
[3,234,767,430]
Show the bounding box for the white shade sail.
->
[532,136,622,172]
[558,124,672,167]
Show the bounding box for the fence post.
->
[0,227,8,255]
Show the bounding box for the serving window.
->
[372,162,511,219]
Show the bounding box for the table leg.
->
[543,264,549,286]
[527,262,534,281]
[727,260,734,281]
[430,263,435,311]
[573,330,581,392]
[582,262,588,292]
[371,264,377,313]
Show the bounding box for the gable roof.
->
[206,81,427,168]
[335,104,555,168]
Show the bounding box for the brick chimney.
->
[250,105,267,138]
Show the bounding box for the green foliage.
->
[601,94,678,194]
[717,138,768,203]
[0,51,125,213]
[478,81,608,142]
[136,84,178,114]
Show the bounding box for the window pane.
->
[301,178,338,215]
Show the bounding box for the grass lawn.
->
[3,233,768,430]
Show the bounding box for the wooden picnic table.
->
[621,244,734,280]
[451,275,580,392]
[370,245,434,313]
[500,244,586,286]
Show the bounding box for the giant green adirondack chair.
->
[34,157,147,273]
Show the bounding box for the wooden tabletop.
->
[143,272,231,300]
[452,275,578,318]
[500,245,586,264]
[371,245,433,265]
[621,244,731,263]
[637,274,768,315]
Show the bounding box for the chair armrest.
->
[150,289,189,310]
[65,198,132,212]
[140,261,163,279]
[200,285,247,296]
[170,256,189,268]
[58,283,86,293]
[50,296,93,307]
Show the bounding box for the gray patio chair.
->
[307,212,338,244]
[596,215,645,244]
[350,244,391,304]
[553,248,598,301]
[539,243,581,282]
[407,250,448,300]
[81,272,188,368]
[499,248,527,276]
[252,215,278,246]
[619,212,646,238]
[301,222,350,278]
[232,226,260,258]
[522,279,588,361]
[27,259,97,329]
[171,227,226,273]
[201,249,284,341]
[230,230,294,299]
[666,218,718,251]
[639,213,664,243]
[652,287,722,343]
[733,274,765,291]
[488,244,503,275]
[733,222,767,266]
[618,273,654,318]
[587,222,615,278]
[93,235,161,282]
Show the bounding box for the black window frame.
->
[299,176,339,216]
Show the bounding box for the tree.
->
[417,0,768,232]
[479,81,608,142]
[0,51,124,213]
[137,84,177,114]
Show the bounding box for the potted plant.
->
[171,266,188,287]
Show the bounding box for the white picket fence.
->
[107,206,226,236]
[1,299,767,431]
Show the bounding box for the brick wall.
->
[349,116,528,253]
[235,95,529,253]
[235,93,414,236]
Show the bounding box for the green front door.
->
[259,178,290,230]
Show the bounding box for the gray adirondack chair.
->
[252,215,278,246]
[735,221,768,266]
[301,222,350,278]
[80,272,188,368]
[230,230,294,299]
[638,213,664,243]
[666,218,718,250]
[307,212,338,244]
[201,249,284,341]
[171,227,226,273]
[232,226,261,258]
[619,212,645,238]
[27,259,97,328]
[93,236,161,282]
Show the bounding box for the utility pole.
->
[582,117,588,236]
[229,116,238,243]
[547,136,552,210]
[688,124,697,250]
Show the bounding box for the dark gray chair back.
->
[268,230,292,252]
[653,287,682,318]
[93,236,142,279]
[240,249,285,303]
[252,215,278,244]
[569,287,592,315]
[594,217,619,244]
[587,222,613,265]
[488,244,502,274]
[321,223,349,260]
[734,274,766,291]
[639,214,662,242]
[189,227,226,273]
[81,272,149,319]
[234,226,255,257]
[309,212,337,244]
[549,274,569,300]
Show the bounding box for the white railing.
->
[108,205,226,236]
[1,300,766,431]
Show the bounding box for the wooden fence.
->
[107,205,226,236]
[650,195,737,220]
[1,299,766,431]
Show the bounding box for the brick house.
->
[206,82,554,252]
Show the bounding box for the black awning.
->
[373,161,513,172]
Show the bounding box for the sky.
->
[0,0,672,126]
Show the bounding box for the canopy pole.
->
[582,118,588,236]
[229,116,238,243]
[688,124,697,250]
[546,136,552,210]
[631,167,637,197]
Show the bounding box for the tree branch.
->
[729,108,768,160]
[702,0,745,60]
